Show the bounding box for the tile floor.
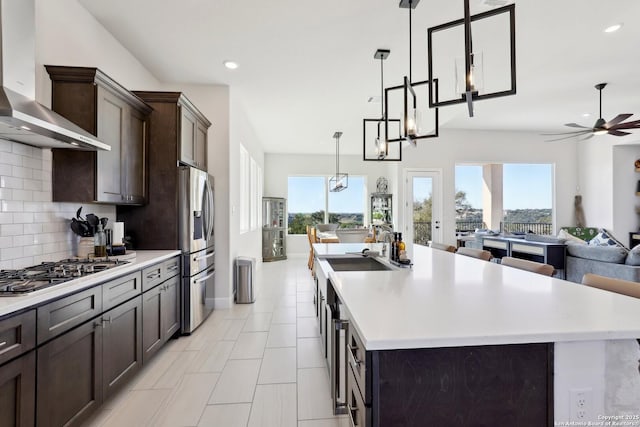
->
[84,256,349,427]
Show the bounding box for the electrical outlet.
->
[570,388,593,421]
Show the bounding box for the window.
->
[287,176,367,234]
[328,176,365,228]
[455,163,554,234]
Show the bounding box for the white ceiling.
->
[79,0,640,155]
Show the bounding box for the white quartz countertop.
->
[325,244,640,351]
[0,250,181,318]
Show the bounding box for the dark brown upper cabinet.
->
[45,66,152,205]
[134,91,211,171]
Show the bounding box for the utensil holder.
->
[77,237,94,258]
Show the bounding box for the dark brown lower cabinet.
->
[162,276,180,339]
[37,320,103,427]
[369,343,553,427]
[142,276,180,363]
[0,351,35,427]
[103,296,142,399]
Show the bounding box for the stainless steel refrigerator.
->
[179,166,215,334]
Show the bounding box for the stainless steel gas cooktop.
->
[0,259,128,296]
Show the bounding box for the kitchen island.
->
[314,243,640,426]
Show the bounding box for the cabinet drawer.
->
[511,243,544,256]
[484,239,508,250]
[103,272,142,311]
[0,310,36,365]
[37,287,103,344]
[348,326,369,404]
[347,365,370,427]
[163,257,180,279]
[142,262,164,292]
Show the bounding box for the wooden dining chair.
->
[500,256,554,277]
[456,247,492,261]
[581,273,640,299]
[430,242,457,253]
[306,225,316,271]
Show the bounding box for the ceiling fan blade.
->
[604,114,633,128]
[608,129,631,137]
[579,133,594,141]
[545,134,589,142]
[612,120,640,129]
[564,123,591,129]
[541,130,592,136]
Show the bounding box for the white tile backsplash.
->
[0,141,116,268]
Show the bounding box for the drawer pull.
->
[347,403,359,426]
[146,272,161,279]
[347,344,362,368]
[93,321,103,329]
[167,265,178,271]
[0,341,6,347]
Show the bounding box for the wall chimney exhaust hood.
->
[0,0,109,151]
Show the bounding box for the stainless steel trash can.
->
[235,257,256,304]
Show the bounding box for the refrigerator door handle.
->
[194,251,215,262]
[206,181,214,242]
[194,271,216,284]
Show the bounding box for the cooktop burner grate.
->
[0,258,129,295]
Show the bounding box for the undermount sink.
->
[325,256,393,271]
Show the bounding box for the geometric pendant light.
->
[427,0,516,117]
[363,49,402,161]
[329,132,348,192]
[384,0,439,144]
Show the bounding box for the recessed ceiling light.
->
[70,142,79,146]
[223,60,238,70]
[604,23,623,33]
[582,113,591,117]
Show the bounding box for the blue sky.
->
[288,165,552,213]
[455,164,552,209]
[288,176,366,213]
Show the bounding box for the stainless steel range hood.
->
[0,0,109,151]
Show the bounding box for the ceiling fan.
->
[544,83,640,142]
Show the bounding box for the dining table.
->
[315,230,339,243]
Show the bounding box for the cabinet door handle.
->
[347,403,359,426]
[102,317,111,325]
[347,344,362,369]
[93,321,103,329]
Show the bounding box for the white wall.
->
[612,144,640,241]
[35,0,161,105]
[0,0,166,269]
[264,153,395,255]
[228,94,264,306]
[577,137,640,242]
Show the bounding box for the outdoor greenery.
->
[287,211,364,234]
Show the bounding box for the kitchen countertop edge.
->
[0,250,181,318]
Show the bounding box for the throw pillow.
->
[626,244,640,266]
[567,244,628,264]
[588,229,627,248]
[557,229,587,245]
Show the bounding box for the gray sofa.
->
[565,244,640,283]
